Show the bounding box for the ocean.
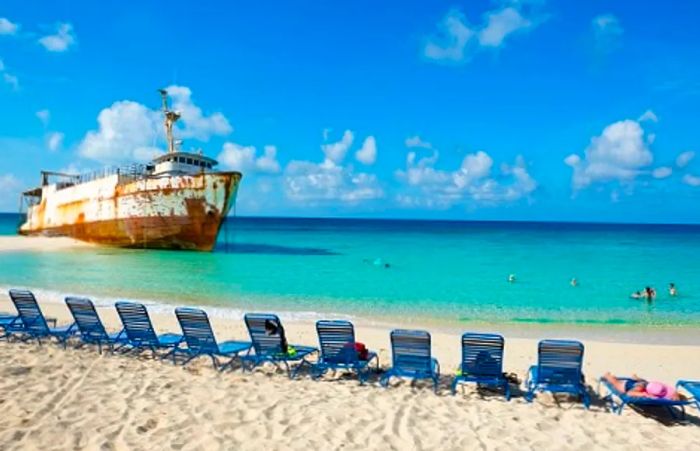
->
[1,213,699,329]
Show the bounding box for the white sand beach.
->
[0,297,699,450]
[0,236,93,253]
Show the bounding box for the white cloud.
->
[478,7,531,47]
[36,109,51,126]
[78,86,232,164]
[405,135,433,149]
[355,136,377,165]
[638,109,658,123]
[46,132,64,152]
[284,133,383,204]
[2,72,18,90]
[38,23,76,52]
[0,59,19,90]
[676,151,695,168]
[0,18,19,35]
[321,130,354,166]
[395,149,536,208]
[423,9,475,62]
[424,2,542,63]
[683,174,700,187]
[591,14,623,54]
[78,100,162,163]
[564,118,653,190]
[651,167,672,179]
[165,85,232,140]
[218,142,280,174]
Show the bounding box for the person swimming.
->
[630,291,643,299]
[645,286,656,299]
[570,277,578,287]
[669,283,677,297]
[508,274,516,283]
[603,372,682,401]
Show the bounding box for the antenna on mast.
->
[158,88,181,154]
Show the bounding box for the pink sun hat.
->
[646,381,676,400]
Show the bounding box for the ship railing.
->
[56,164,152,188]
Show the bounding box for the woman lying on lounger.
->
[603,372,683,400]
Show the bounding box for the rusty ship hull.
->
[19,171,241,251]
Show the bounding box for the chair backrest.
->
[66,297,108,340]
[390,329,432,373]
[115,302,158,345]
[9,289,49,334]
[175,307,218,354]
[244,313,285,355]
[537,339,584,385]
[461,332,504,377]
[316,320,356,363]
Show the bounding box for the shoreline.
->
[3,284,700,347]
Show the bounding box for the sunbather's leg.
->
[603,372,627,392]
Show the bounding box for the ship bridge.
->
[151,152,218,176]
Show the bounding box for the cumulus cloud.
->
[46,132,64,152]
[38,23,76,52]
[683,174,700,187]
[676,151,695,168]
[591,14,623,55]
[78,101,161,163]
[405,136,433,149]
[321,130,354,165]
[218,142,281,174]
[284,132,383,204]
[395,149,536,208]
[423,2,542,63]
[78,86,232,164]
[36,109,51,126]
[0,18,19,35]
[165,85,232,140]
[355,136,377,165]
[651,167,672,179]
[564,118,653,190]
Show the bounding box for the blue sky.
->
[1,0,699,223]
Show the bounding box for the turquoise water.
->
[1,213,700,327]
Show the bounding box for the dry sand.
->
[0,298,699,450]
[0,236,93,253]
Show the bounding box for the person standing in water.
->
[669,283,677,297]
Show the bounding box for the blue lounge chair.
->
[599,377,691,419]
[174,307,251,370]
[311,320,379,384]
[677,380,700,411]
[451,332,510,400]
[525,339,590,408]
[65,297,126,354]
[115,302,183,357]
[241,313,318,378]
[6,289,76,346]
[380,329,440,392]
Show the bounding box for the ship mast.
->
[158,89,181,154]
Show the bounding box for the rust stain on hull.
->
[19,171,241,252]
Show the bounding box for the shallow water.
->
[1,213,699,328]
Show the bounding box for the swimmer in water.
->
[570,277,578,287]
[645,286,656,300]
[669,283,677,297]
[630,291,643,300]
[508,274,516,283]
